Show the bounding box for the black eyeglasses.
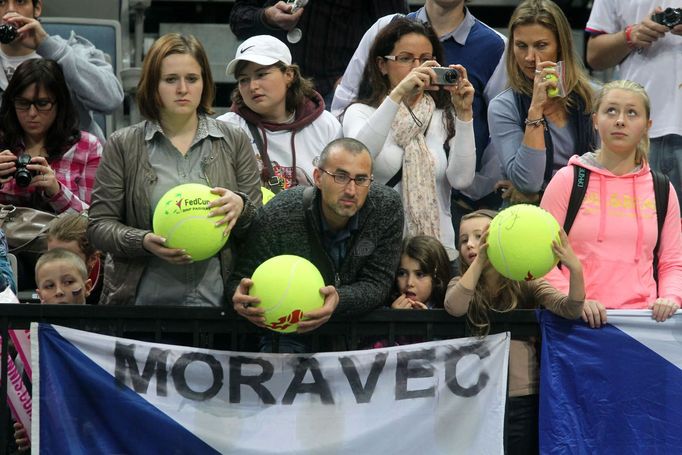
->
[14,98,55,112]
[383,54,434,65]
[319,168,373,187]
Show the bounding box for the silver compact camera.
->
[286,0,309,13]
[432,67,460,85]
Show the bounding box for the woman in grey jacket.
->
[88,34,261,306]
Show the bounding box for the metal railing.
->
[0,304,539,453]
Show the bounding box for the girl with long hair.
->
[445,209,585,454]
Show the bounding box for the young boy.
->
[47,213,102,304]
[35,249,92,304]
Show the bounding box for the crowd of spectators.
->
[2,0,682,453]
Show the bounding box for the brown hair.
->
[505,0,593,113]
[458,210,524,335]
[230,61,317,114]
[137,33,215,121]
[399,235,451,307]
[354,17,456,146]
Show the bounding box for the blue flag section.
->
[539,311,682,455]
[35,324,220,455]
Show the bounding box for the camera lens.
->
[14,170,32,187]
[444,69,459,84]
[14,154,34,187]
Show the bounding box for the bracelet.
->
[625,24,636,49]
[524,117,546,128]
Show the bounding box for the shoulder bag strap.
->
[651,170,670,287]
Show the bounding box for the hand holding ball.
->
[153,183,229,261]
[250,255,325,333]
[486,204,560,281]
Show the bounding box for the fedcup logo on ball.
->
[250,255,325,333]
[162,192,213,216]
[487,204,560,281]
[153,183,229,261]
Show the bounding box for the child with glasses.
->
[342,18,476,261]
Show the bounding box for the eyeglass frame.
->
[13,98,56,112]
[383,54,434,65]
[318,168,373,187]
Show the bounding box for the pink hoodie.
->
[541,154,682,309]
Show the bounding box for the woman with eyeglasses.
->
[0,58,102,213]
[342,17,476,261]
[88,34,261,306]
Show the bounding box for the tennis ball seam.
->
[494,223,513,279]
[262,257,301,316]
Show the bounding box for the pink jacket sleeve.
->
[655,183,682,305]
[539,166,573,294]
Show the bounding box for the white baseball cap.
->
[226,35,292,76]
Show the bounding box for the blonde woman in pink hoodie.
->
[541,80,682,328]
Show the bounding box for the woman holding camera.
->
[0,59,102,213]
[342,18,475,260]
[488,0,597,204]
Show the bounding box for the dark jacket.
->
[229,184,404,315]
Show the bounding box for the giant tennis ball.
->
[487,204,560,281]
[250,255,325,333]
[261,187,276,205]
[152,183,228,261]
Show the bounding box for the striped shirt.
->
[0,131,102,213]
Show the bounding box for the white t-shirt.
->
[217,111,342,189]
[0,49,38,88]
[586,0,682,138]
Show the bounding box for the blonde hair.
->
[458,210,524,335]
[47,213,97,261]
[505,0,593,113]
[35,248,89,282]
[593,79,651,164]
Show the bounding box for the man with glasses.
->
[231,137,404,352]
[0,0,123,141]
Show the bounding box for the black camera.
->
[432,67,460,85]
[14,154,36,188]
[652,8,682,28]
[0,24,17,45]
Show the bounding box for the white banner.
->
[33,323,510,454]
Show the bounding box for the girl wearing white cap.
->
[218,35,341,194]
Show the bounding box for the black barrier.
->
[0,304,539,453]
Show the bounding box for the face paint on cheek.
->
[71,288,82,296]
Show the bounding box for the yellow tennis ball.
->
[152,183,228,261]
[250,255,325,333]
[261,187,276,205]
[487,204,560,281]
[545,73,559,97]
